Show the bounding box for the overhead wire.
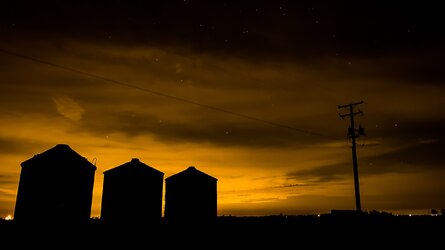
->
[0,47,344,141]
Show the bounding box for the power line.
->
[0,47,342,141]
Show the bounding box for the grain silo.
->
[14,144,96,223]
[101,158,164,224]
[164,166,217,224]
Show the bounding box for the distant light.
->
[317,214,321,218]
[409,214,412,217]
[5,214,13,220]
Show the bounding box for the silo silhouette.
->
[164,166,217,224]
[101,158,164,224]
[14,144,96,223]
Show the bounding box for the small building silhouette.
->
[14,144,96,223]
[164,166,217,224]
[101,158,164,224]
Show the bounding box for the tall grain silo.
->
[164,166,217,224]
[14,144,96,223]
[101,158,164,224]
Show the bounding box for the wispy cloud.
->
[0,174,16,185]
[273,183,313,188]
[53,96,84,121]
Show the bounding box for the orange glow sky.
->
[1,1,445,217]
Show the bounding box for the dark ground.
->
[1,212,444,247]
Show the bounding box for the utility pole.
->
[338,100,365,212]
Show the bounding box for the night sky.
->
[1,1,444,217]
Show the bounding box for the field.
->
[1,212,443,247]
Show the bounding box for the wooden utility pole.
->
[338,101,365,212]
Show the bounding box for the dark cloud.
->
[0,137,47,156]
[368,119,445,143]
[77,110,329,148]
[287,138,445,183]
[287,164,347,183]
[381,52,445,85]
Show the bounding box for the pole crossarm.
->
[339,110,363,119]
[338,100,364,109]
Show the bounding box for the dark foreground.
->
[1,212,444,247]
